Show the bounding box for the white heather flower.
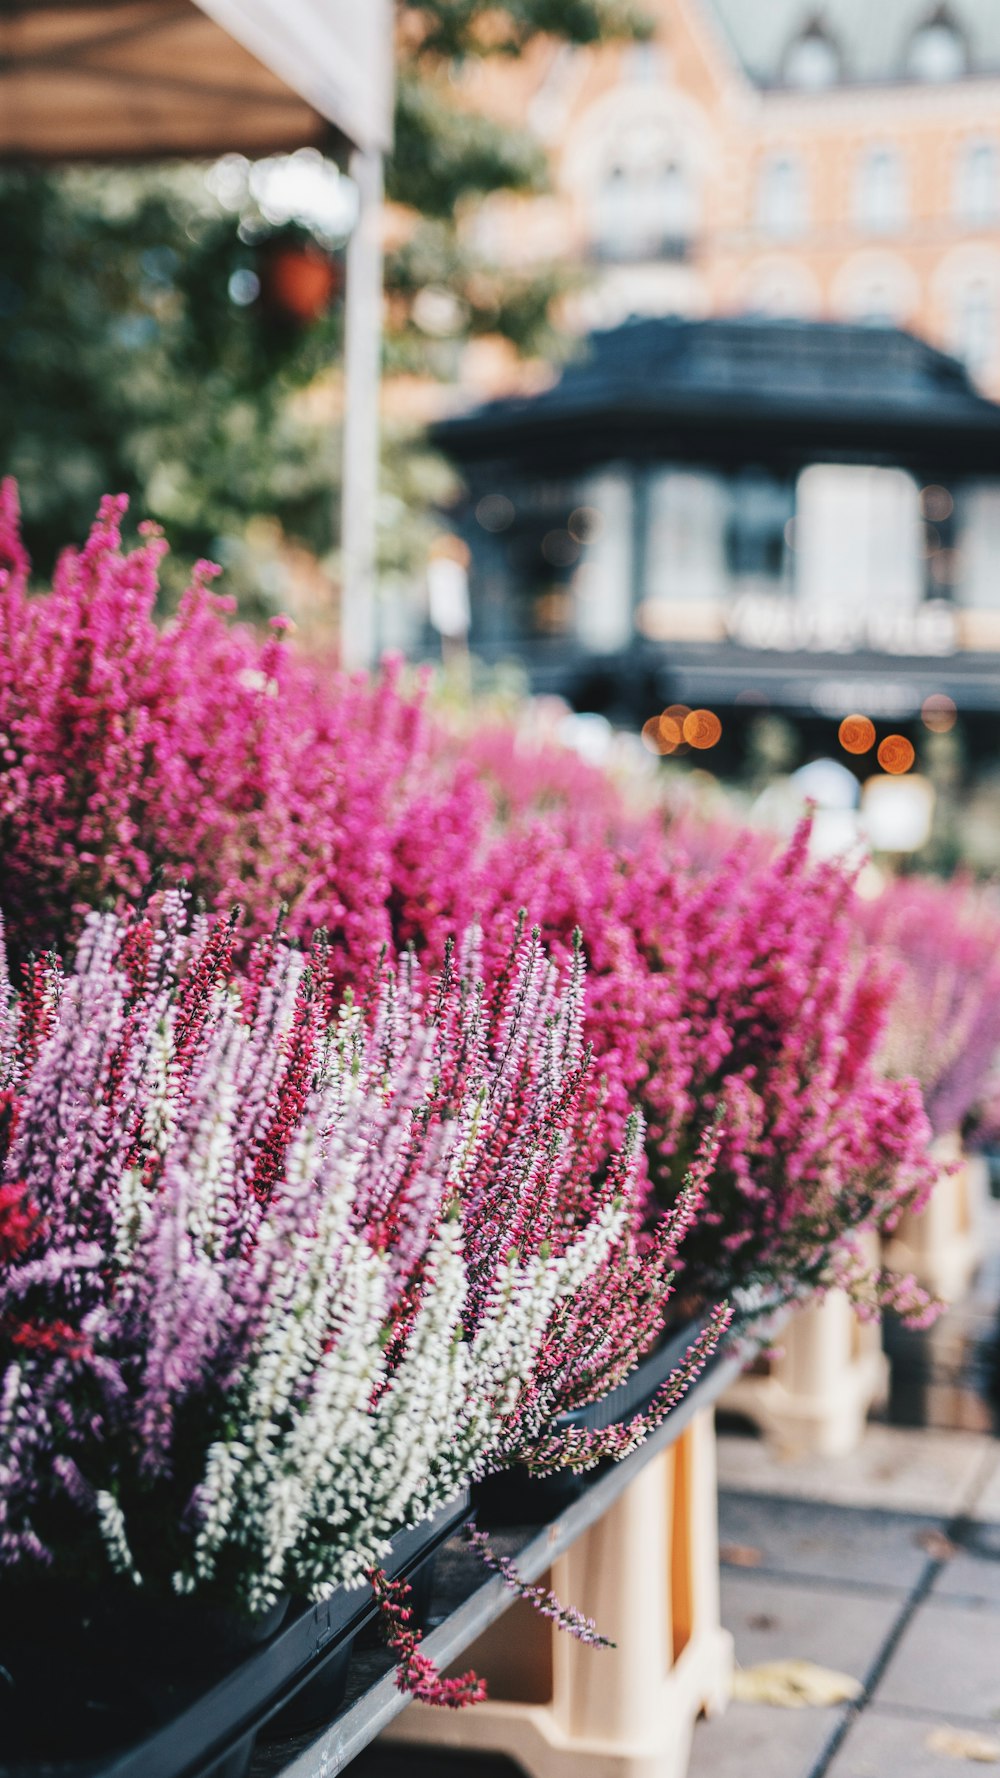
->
[96,1490,141,1585]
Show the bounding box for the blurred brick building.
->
[458,1,1000,396]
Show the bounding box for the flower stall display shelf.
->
[379,1407,738,1778]
[720,1286,888,1460]
[0,1494,468,1778]
[0,489,954,1778]
[264,1360,743,1778]
[0,903,728,1778]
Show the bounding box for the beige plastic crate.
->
[882,1133,987,1305]
[382,1408,732,1778]
[721,1283,889,1458]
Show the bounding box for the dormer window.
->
[783,19,841,90]
[907,8,968,82]
[953,276,995,376]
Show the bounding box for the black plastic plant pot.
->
[263,1498,467,1739]
[0,1492,470,1778]
[473,1315,714,1527]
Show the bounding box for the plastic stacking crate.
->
[721,1284,888,1458]
[0,1493,469,1778]
[883,1132,987,1305]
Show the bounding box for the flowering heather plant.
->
[467,816,936,1319]
[0,896,727,1623]
[0,486,935,1326]
[651,827,936,1308]
[0,480,483,971]
[855,873,1000,1139]
[452,718,643,828]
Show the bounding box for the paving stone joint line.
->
[804,1506,986,1778]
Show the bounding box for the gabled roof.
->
[704,0,1000,88]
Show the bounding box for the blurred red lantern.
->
[258,240,341,323]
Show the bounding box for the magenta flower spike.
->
[856,872,1000,1140]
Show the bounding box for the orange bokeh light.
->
[641,716,667,755]
[877,735,916,775]
[683,708,722,749]
[838,714,876,755]
[921,693,957,734]
[658,713,683,749]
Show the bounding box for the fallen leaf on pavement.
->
[916,1529,959,1560]
[731,1660,863,1708]
[720,1543,763,1568]
[926,1727,1000,1763]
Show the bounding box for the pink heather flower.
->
[856,873,1000,1139]
[456,800,935,1319]
[0,481,485,977]
[369,1565,487,1708]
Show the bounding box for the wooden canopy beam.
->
[0,2,334,161]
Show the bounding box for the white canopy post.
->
[340,145,384,671]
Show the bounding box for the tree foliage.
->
[0,169,343,605]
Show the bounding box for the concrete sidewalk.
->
[690,1427,1000,1778]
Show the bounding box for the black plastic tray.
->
[473,1315,713,1524]
[0,1493,470,1778]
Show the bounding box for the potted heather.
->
[0,480,485,977]
[0,487,936,1330]
[857,872,1000,1301]
[466,805,937,1327]
[0,896,726,1772]
[858,871,1000,1143]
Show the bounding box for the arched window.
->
[907,8,968,82]
[854,145,907,234]
[661,160,698,247]
[783,21,841,90]
[853,281,901,326]
[832,252,918,328]
[739,258,821,318]
[756,153,807,238]
[956,138,999,226]
[595,162,629,259]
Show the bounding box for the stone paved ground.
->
[690,1426,1000,1778]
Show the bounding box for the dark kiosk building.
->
[432,316,1000,769]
